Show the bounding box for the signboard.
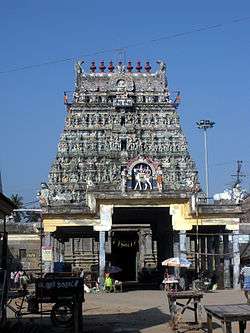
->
[35,277,84,302]
[42,246,52,261]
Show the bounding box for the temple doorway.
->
[111,207,173,282]
[111,231,138,281]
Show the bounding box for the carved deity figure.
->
[134,164,153,191]
[157,60,166,73]
[75,60,84,88]
[156,165,163,192]
[121,168,127,193]
[39,183,49,206]
[75,60,84,75]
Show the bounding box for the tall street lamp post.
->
[196,120,215,201]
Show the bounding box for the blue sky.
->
[1,1,250,204]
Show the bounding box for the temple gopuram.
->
[40,60,242,287]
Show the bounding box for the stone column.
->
[138,229,146,270]
[232,230,240,289]
[71,238,75,268]
[207,236,214,273]
[106,231,112,257]
[54,238,60,263]
[99,231,106,288]
[145,229,153,255]
[223,234,231,288]
[179,230,187,259]
[43,232,52,273]
[214,235,220,270]
[59,241,65,262]
[173,232,180,258]
[200,236,206,271]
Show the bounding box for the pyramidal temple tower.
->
[39,59,245,286]
[41,60,199,212]
[40,60,242,287]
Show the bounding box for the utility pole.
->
[196,120,215,200]
[231,160,245,187]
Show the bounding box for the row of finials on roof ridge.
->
[79,61,155,73]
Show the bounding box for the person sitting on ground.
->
[104,272,113,292]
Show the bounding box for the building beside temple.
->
[40,60,242,287]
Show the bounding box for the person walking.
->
[240,264,250,303]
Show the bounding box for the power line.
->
[1,15,250,75]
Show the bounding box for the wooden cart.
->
[7,276,84,333]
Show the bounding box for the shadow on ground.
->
[1,307,170,333]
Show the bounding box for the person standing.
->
[10,271,15,289]
[241,264,250,303]
[14,270,21,289]
[20,271,29,292]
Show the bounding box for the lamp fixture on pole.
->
[196,120,215,200]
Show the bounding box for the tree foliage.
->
[10,194,24,222]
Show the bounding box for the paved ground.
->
[3,289,250,333]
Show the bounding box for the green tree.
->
[10,194,24,222]
[24,211,40,223]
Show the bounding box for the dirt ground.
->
[4,289,250,333]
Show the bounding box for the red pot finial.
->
[127,61,133,72]
[136,61,142,72]
[145,61,151,73]
[90,61,96,73]
[108,61,114,72]
[99,61,106,73]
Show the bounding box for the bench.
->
[204,304,250,333]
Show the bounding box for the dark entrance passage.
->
[111,231,138,281]
[111,207,173,282]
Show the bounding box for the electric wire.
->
[1,15,250,75]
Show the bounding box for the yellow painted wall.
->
[43,201,239,232]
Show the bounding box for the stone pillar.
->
[54,238,60,262]
[223,234,231,288]
[71,238,75,268]
[232,230,240,289]
[58,241,65,262]
[138,229,146,270]
[99,231,106,288]
[200,236,206,271]
[207,236,214,273]
[145,229,153,256]
[214,235,220,270]
[106,231,112,256]
[179,230,187,259]
[173,232,180,258]
[43,233,52,273]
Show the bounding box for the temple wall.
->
[43,201,240,233]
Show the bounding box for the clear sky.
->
[1,0,250,205]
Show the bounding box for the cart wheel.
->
[15,312,22,319]
[50,301,73,327]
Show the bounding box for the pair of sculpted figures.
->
[121,164,163,193]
